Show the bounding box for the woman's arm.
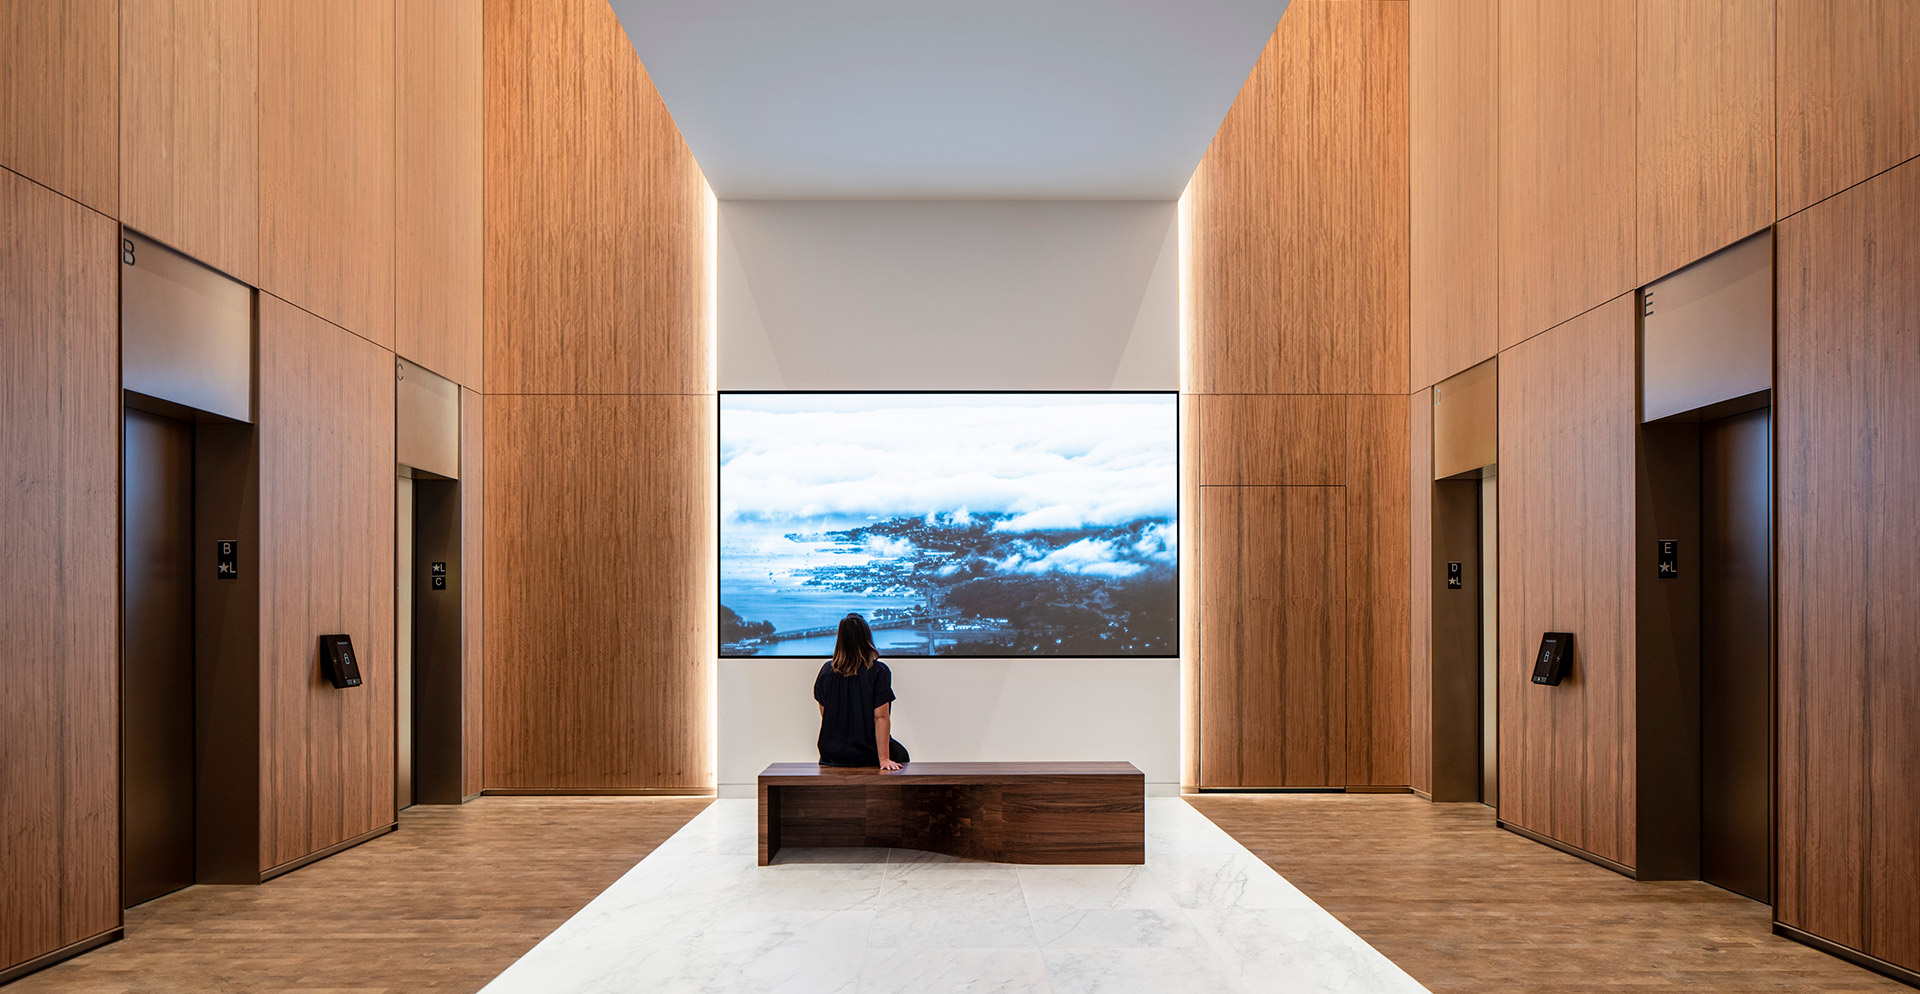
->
[874,702,901,771]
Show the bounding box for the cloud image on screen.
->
[720,392,1178,657]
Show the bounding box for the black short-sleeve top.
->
[813,659,896,766]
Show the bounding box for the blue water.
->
[721,585,924,636]
[747,630,932,658]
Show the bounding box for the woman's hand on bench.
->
[880,757,903,772]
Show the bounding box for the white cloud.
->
[720,393,1177,530]
[1017,538,1146,578]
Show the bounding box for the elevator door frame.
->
[395,476,415,811]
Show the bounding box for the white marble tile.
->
[484,908,869,994]
[1030,907,1203,948]
[858,946,1053,994]
[1188,909,1428,994]
[766,846,891,868]
[480,798,1429,994]
[1147,852,1318,911]
[1016,865,1179,911]
[869,878,1038,949]
[885,847,1024,880]
[868,901,1040,950]
[1042,947,1238,994]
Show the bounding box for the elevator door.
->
[1700,408,1771,901]
[123,409,196,906]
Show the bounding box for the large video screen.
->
[720,392,1177,657]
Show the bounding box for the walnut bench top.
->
[757,761,1143,785]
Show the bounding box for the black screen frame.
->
[716,389,1182,660]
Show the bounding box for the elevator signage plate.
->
[1657,540,1679,579]
[1446,562,1463,589]
[431,562,447,590]
[216,540,239,579]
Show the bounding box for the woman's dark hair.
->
[830,613,878,677]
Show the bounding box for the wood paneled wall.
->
[1496,0,1636,351]
[119,0,257,284]
[461,387,485,799]
[482,0,714,792]
[6,0,485,972]
[483,396,711,790]
[1411,0,1917,927]
[1413,0,1781,389]
[1199,486,1347,787]
[0,0,118,214]
[1188,1,1410,789]
[1777,155,1920,976]
[1344,395,1412,786]
[1409,0,1497,389]
[0,166,121,974]
[1408,393,1434,797]
[1496,294,1638,868]
[257,295,397,873]
[1635,0,1773,285]
[1776,0,1920,219]
[258,0,395,349]
[1402,0,1920,973]
[397,0,483,388]
[1187,0,1408,397]
[484,0,708,396]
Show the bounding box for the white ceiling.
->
[609,1,1289,201]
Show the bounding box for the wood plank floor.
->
[1187,793,1906,993]
[9,796,711,994]
[10,793,1903,992]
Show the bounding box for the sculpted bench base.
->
[756,761,1145,866]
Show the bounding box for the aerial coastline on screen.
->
[719,393,1178,657]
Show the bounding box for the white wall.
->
[717,199,1182,794]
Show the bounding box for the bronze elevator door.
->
[122,409,197,906]
[1700,408,1771,902]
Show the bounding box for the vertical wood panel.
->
[484,0,709,395]
[119,0,258,283]
[1497,0,1636,349]
[484,394,712,790]
[397,0,482,388]
[1497,294,1636,868]
[0,0,117,213]
[0,167,119,972]
[1196,394,1346,486]
[1199,486,1347,788]
[1776,0,1920,218]
[1346,395,1411,786]
[461,388,484,799]
[259,0,395,348]
[1777,155,1920,973]
[258,294,396,871]
[1410,0,1498,389]
[1190,1,1408,395]
[1636,0,1773,284]
[1409,392,1434,796]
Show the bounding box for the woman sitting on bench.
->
[814,613,910,771]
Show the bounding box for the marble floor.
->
[480,798,1429,994]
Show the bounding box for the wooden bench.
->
[757,761,1144,866]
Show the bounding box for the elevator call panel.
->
[320,634,363,689]
[1531,632,1573,686]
